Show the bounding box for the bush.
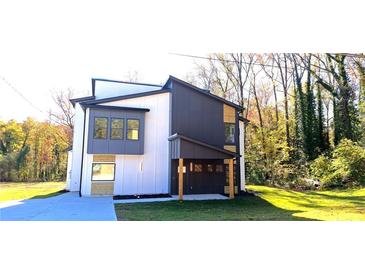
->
[310,139,365,189]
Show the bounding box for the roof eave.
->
[82,89,170,105]
[168,133,238,158]
[79,103,150,112]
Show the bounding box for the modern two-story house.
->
[66,76,247,200]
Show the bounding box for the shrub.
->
[310,139,365,189]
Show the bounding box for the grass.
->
[114,193,311,221]
[0,181,66,202]
[115,185,365,221]
[247,185,365,221]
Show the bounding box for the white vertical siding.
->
[104,92,170,195]
[239,120,246,190]
[80,108,92,195]
[79,92,170,196]
[65,151,73,190]
[68,103,85,192]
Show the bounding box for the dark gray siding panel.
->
[170,138,233,159]
[171,81,225,147]
[180,140,230,159]
[170,138,181,159]
[87,108,145,154]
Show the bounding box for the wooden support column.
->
[178,158,184,201]
[229,158,234,199]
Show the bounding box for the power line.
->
[0,75,46,114]
[0,75,59,123]
[169,52,364,68]
[170,52,272,67]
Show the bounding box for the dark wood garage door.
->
[172,159,226,195]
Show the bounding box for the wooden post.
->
[178,158,184,201]
[229,158,234,199]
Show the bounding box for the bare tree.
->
[49,89,75,145]
[258,54,280,128]
[124,70,139,82]
[273,53,293,147]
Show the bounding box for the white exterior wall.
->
[80,109,91,195]
[80,92,170,196]
[68,103,85,192]
[65,151,73,190]
[239,120,246,190]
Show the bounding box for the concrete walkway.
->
[0,192,116,221]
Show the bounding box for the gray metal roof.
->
[168,133,238,159]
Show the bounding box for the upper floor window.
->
[127,119,140,140]
[111,118,124,140]
[225,123,235,144]
[94,117,108,139]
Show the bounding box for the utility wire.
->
[0,75,47,114]
[169,52,364,68]
[0,75,58,123]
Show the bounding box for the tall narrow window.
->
[111,118,124,140]
[127,119,139,140]
[94,117,108,139]
[225,123,235,144]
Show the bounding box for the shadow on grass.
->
[30,190,68,200]
[115,195,314,221]
[307,191,365,201]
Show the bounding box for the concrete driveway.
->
[0,192,117,221]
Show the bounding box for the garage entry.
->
[169,133,237,196]
[171,159,226,194]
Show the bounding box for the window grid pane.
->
[127,119,140,140]
[216,164,224,173]
[94,117,108,139]
[111,118,124,140]
[194,164,203,173]
[225,123,235,144]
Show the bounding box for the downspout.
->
[235,109,241,194]
[79,105,87,197]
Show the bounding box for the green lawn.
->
[247,185,365,221]
[115,185,365,221]
[0,182,66,202]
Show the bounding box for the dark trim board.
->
[235,110,241,192]
[113,193,172,200]
[93,78,162,87]
[70,95,96,106]
[81,104,150,112]
[92,78,162,97]
[239,116,250,124]
[82,89,170,105]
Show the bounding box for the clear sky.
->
[1,1,362,122]
[0,50,197,121]
[0,1,203,122]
